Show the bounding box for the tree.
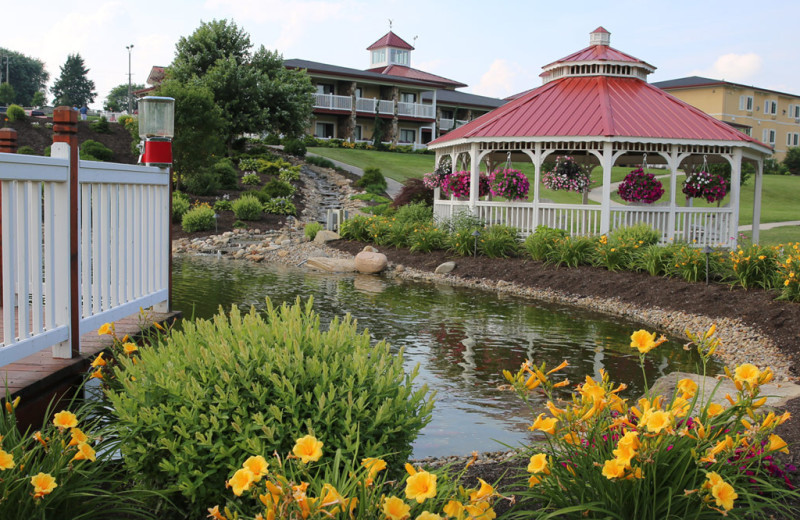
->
[0,82,14,105]
[784,147,800,176]
[0,48,49,106]
[154,79,225,186]
[51,54,96,107]
[170,19,313,151]
[105,83,145,112]
[30,91,46,107]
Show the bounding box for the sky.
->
[4,0,799,110]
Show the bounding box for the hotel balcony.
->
[312,94,434,119]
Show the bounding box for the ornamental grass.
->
[503,326,799,519]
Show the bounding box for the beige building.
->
[653,76,800,161]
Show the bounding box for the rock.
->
[649,372,800,411]
[435,261,456,274]
[281,239,292,246]
[362,245,378,253]
[354,251,388,274]
[313,230,340,244]
[395,264,405,273]
[277,250,289,258]
[246,254,265,262]
[276,234,289,243]
[306,257,357,273]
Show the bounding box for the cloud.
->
[692,52,763,82]
[472,59,528,99]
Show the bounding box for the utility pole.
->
[126,44,134,113]
[1,55,9,85]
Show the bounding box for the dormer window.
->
[390,49,409,66]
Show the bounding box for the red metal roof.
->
[367,31,414,51]
[367,65,467,88]
[430,75,768,147]
[542,45,652,69]
[592,26,610,34]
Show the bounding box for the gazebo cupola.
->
[540,27,656,84]
[367,31,414,69]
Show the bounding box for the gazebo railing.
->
[433,193,736,248]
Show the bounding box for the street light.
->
[138,96,175,167]
[126,44,134,114]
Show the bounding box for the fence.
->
[0,112,170,367]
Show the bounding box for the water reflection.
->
[172,255,719,457]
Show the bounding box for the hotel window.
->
[399,129,416,143]
[315,122,334,139]
[739,95,753,111]
[371,49,386,65]
[315,84,334,95]
[789,132,800,147]
[353,125,363,141]
[793,104,800,119]
[400,92,417,103]
[389,49,409,66]
[355,87,363,98]
[763,129,776,145]
[764,100,778,115]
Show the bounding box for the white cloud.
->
[472,59,527,99]
[692,52,763,82]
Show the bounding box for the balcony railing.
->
[313,94,434,119]
[439,119,470,131]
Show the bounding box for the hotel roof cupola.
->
[539,26,656,84]
[367,31,415,69]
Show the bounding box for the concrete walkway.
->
[306,152,403,199]
[738,221,800,231]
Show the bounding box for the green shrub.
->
[367,217,394,246]
[6,104,24,121]
[184,168,220,196]
[262,197,296,215]
[257,159,292,176]
[408,224,447,253]
[632,244,676,276]
[382,220,413,248]
[89,116,111,133]
[350,193,391,203]
[241,173,261,186]
[117,114,134,127]
[339,215,373,242]
[479,225,520,258]
[592,235,635,272]
[232,194,263,221]
[233,220,248,229]
[304,221,323,241]
[391,178,434,208]
[80,140,113,161]
[546,236,595,267]
[667,245,723,283]
[213,158,238,190]
[355,167,387,194]
[725,244,780,290]
[262,133,281,145]
[213,199,233,212]
[105,300,434,517]
[393,202,432,225]
[278,166,301,182]
[610,223,661,246]
[262,179,296,198]
[16,145,37,155]
[181,203,216,232]
[445,212,485,257]
[283,138,307,157]
[0,399,158,519]
[524,226,568,261]
[172,194,191,223]
[305,155,335,169]
[364,203,394,216]
[238,157,260,172]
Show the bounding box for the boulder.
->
[313,230,340,244]
[306,257,357,273]
[354,251,388,274]
[362,245,378,253]
[435,261,456,274]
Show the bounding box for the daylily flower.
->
[0,449,14,470]
[383,496,411,520]
[292,435,323,463]
[53,410,78,429]
[405,470,437,503]
[31,472,57,499]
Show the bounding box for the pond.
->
[172,255,718,458]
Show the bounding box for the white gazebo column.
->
[468,142,480,213]
[599,142,614,234]
[752,158,763,245]
[728,148,743,248]
[523,144,544,231]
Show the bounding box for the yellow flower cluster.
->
[510,326,796,515]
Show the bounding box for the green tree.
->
[784,147,800,176]
[154,79,225,188]
[0,82,14,105]
[51,54,96,107]
[104,83,145,112]
[170,19,313,150]
[0,48,49,106]
[30,91,46,107]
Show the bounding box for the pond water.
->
[172,255,718,458]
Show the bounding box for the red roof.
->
[367,31,414,51]
[592,26,610,34]
[542,45,652,69]
[367,65,467,88]
[430,75,768,147]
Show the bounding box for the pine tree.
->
[51,54,96,107]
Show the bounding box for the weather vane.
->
[388,19,393,30]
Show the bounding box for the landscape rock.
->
[362,245,378,253]
[313,230,340,244]
[306,257,357,273]
[354,251,388,274]
[435,261,456,274]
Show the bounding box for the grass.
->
[307,147,434,183]
[738,225,800,247]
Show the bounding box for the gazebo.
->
[427,27,773,248]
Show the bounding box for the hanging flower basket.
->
[541,156,592,193]
[617,168,664,204]
[682,171,728,204]
[441,170,490,199]
[490,168,530,201]
[423,162,452,190]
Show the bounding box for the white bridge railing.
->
[433,190,735,248]
[0,147,169,367]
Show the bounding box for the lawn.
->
[738,225,800,247]
[307,147,434,183]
